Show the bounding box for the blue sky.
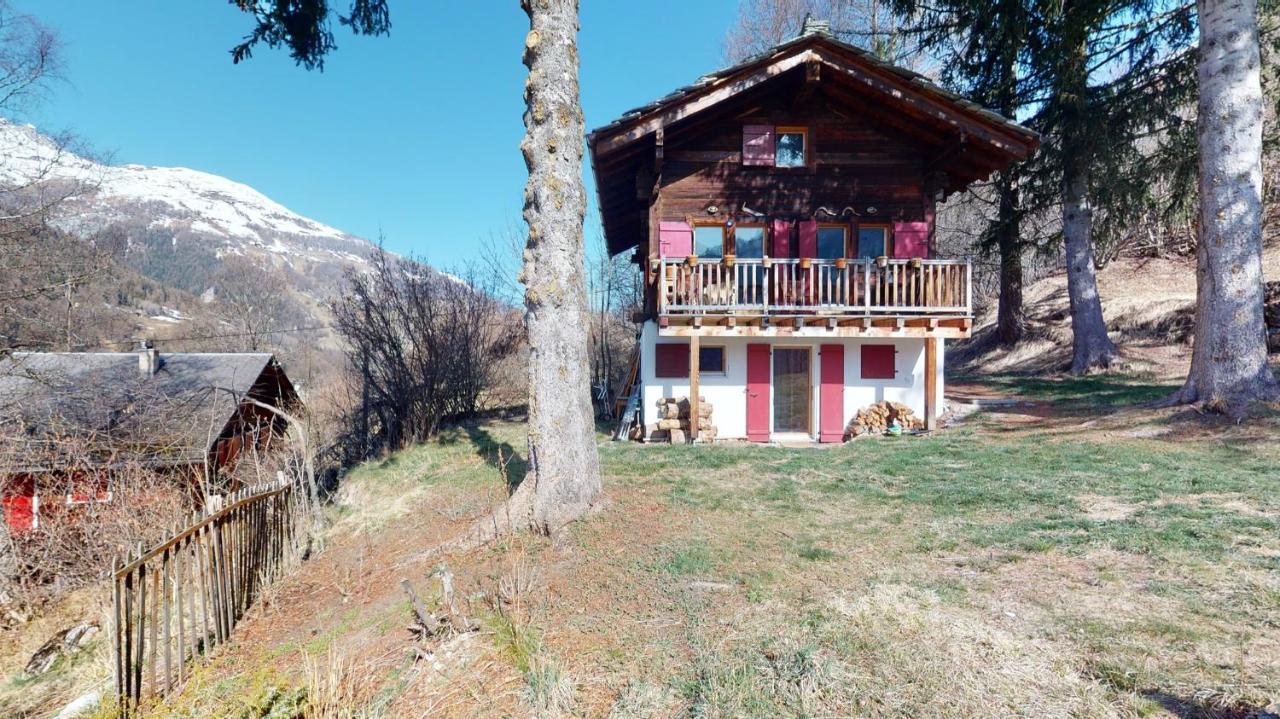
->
[14,1,740,268]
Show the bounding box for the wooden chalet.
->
[0,344,301,532]
[590,19,1038,443]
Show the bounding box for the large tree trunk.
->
[515,0,602,534]
[995,178,1026,346]
[1062,160,1118,373]
[1169,0,1279,414]
[1057,25,1118,374]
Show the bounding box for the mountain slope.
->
[0,119,380,354]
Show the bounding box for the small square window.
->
[733,226,765,258]
[775,128,807,167]
[857,227,888,258]
[816,227,845,259]
[694,226,724,259]
[699,347,726,374]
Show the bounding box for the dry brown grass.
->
[12,407,1275,719]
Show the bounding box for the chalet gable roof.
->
[588,31,1039,256]
[588,32,1038,160]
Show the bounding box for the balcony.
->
[656,257,973,337]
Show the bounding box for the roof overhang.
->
[588,34,1040,256]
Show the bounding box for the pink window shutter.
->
[771,219,791,257]
[742,125,775,166]
[892,221,929,259]
[798,219,818,258]
[658,221,693,258]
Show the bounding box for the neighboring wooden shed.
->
[0,345,301,532]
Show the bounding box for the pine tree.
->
[888,0,1034,346]
[1023,0,1197,373]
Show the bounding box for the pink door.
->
[819,344,845,442]
[746,344,771,442]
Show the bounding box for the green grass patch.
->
[959,373,1179,410]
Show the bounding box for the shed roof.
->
[0,351,296,471]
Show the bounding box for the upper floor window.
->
[775,127,807,167]
[733,225,765,258]
[694,225,724,259]
[742,125,808,167]
[857,226,889,258]
[816,226,846,259]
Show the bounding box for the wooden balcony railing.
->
[658,257,972,317]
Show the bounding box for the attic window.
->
[775,127,807,167]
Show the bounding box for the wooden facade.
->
[590,26,1038,443]
[589,29,1038,336]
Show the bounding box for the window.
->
[733,226,765,258]
[775,127,807,167]
[694,226,724,259]
[861,344,896,379]
[857,226,889,259]
[700,346,726,374]
[816,226,846,259]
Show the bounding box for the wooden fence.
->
[111,477,314,713]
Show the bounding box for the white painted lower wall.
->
[638,320,945,441]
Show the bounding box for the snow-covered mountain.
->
[0,119,376,269]
[0,117,391,353]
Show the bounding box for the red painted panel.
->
[861,344,896,380]
[746,344,771,442]
[771,218,792,257]
[658,221,693,258]
[742,125,775,166]
[2,494,35,533]
[893,221,929,259]
[654,343,689,378]
[819,344,845,442]
[798,219,818,258]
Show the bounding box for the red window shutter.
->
[892,221,929,259]
[798,219,818,258]
[658,221,693,258]
[654,343,690,378]
[2,494,36,533]
[771,219,792,257]
[819,344,845,442]
[742,125,775,166]
[861,344,896,379]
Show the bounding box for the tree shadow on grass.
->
[1141,689,1276,719]
[461,423,527,491]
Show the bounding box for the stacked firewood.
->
[649,397,716,444]
[845,401,922,438]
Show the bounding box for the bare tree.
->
[1165,0,1280,414]
[330,251,519,460]
[724,0,921,65]
[211,255,290,352]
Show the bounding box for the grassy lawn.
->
[65,377,1280,719]
[954,372,1184,410]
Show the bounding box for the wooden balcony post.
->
[924,336,938,431]
[689,334,700,443]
